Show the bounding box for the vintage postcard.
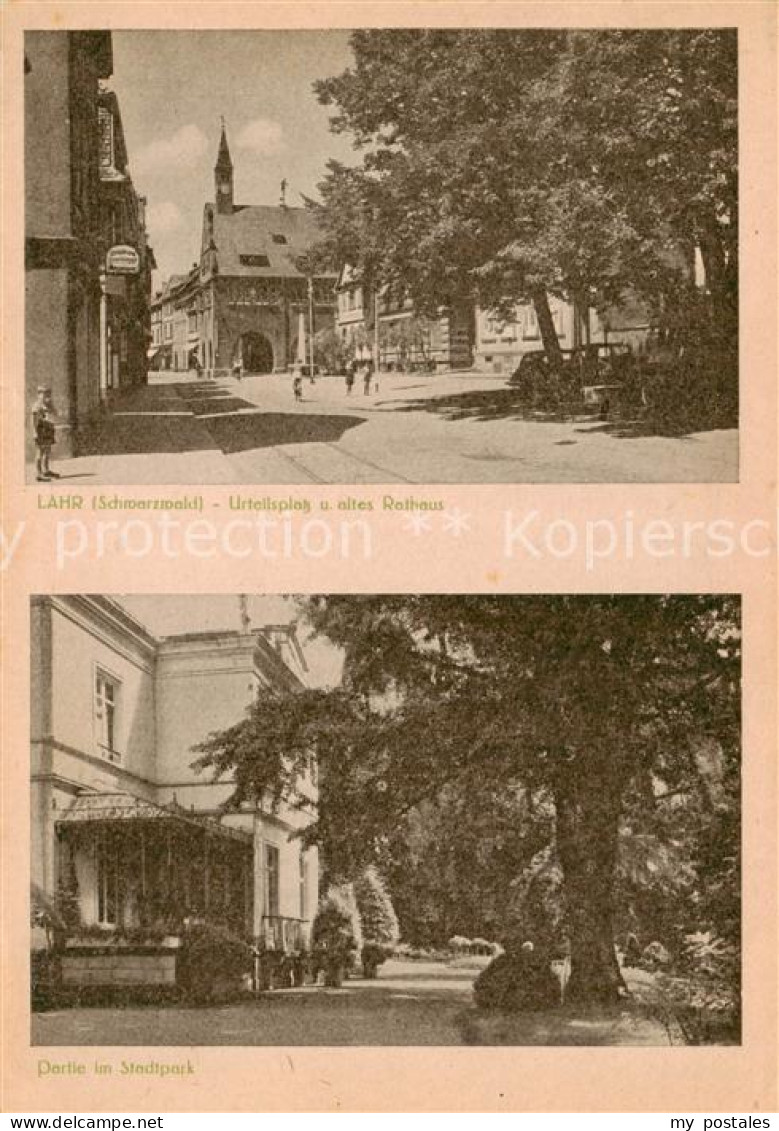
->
[1,0,776,1116]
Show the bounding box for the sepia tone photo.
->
[25,28,738,486]
[31,594,741,1048]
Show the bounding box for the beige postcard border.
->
[2,0,777,1114]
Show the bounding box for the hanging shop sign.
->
[106,245,140,275]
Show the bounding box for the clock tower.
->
[214,120,234,215]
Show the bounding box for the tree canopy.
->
[193,595,740,1005]
[308,30,737,356]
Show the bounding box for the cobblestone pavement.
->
[28,370,738,485]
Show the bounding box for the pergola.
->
[56,791,254,938]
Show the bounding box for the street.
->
[32,958,674,1047]
[32,369,738,486]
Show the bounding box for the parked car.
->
[509,343,633,386]
[509,343,635,415]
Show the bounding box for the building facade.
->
[96,90,155,396]
[149,274,186,371]
[31,596,319,957]
[25,32,153,459]
[335,267,474,372]
[171,128,337,376]
[473,294,652,374]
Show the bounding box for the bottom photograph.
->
[30,593,741,1048]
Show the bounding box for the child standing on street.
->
[31,386,60,482]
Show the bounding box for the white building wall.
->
[30,599,319,937]
[47,601,157,783]
[154,634,261,789]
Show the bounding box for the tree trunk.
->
[531,288,563,367]
[554,769,626,1005]
[697,212,737,341]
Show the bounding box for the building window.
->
[94,670,119,759]
[239,254,270,268]
[97,840,118,926]
[271,234,288,244]
[263,844,280,918]
[523,304,540,340]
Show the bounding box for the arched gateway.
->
[236,332,274,374]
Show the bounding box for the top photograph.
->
[25,28,738,485]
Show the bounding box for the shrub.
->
[178,922,253,1005]
[312,884,362,958]
[30,883,70,951]
[354,866,400,977]
[653,932,740,1044]
[312,884,363,987]
[474,951,561,1013]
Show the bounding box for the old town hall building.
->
[165,127,337,376]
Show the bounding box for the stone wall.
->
[61,948,177,987]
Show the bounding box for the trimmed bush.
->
[312,884,362,986]
[474,951,561,1013]
[178,922,253,1005]
[354,866,400,977]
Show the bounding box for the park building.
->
[30,596,319,989]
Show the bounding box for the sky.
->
[116,595,344,689]
[110,31,357,283]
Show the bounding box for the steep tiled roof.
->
[208,203,331,279]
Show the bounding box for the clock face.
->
[218,182,229,195]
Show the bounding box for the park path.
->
[32,959,473,1047]
[32,959,674,1047]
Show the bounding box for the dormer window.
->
[271,234,288,245]
[239,254,270,268]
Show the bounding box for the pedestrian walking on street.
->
[232,356,243,382]
[345,358,357,395]
[363,359,374,395]
[293,371,304,403]
[31,386,60,482]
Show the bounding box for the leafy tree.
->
[382,315,435,370]
[309,31,736,367]
[379,780,556,947]
[313,327,350,374]
[193,595,740,1005]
